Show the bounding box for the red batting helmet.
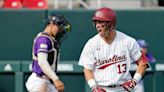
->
[92,7,116,26]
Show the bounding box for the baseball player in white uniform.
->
[78,7,149,92]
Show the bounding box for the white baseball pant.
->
[26,73,58,92]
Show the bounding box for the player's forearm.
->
[38,52,59,81]
[136,51,149,76]
[133,61,148,83]
[136,61,148,76]
[84,68,94,81]
[84,68,97,88]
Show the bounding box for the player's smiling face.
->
[95,21,109,38]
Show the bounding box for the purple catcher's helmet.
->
[137,39,148,48]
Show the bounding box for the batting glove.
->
[122,79,137,92]
[91,86,106,92]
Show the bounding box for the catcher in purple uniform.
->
[26,14,71,92]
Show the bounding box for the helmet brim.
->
[92,17,111,22]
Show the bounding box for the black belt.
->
[108,85,122,88]
[101,85,122,88]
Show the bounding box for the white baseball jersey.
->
[78,30,142,86]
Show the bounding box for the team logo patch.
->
[95,11,103,17]
[97,55,127,69]
[40,44,48,49]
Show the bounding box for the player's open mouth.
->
[99,33,104,37]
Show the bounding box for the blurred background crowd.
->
[0,0,164,10]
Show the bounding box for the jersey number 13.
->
[117,63,127,74]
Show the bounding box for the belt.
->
[109,85,122,88]
[101,85,122,88]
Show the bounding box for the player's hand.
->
[122,79,137,92]
[91,86,106,92]
[53,79,65,92]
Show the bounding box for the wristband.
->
[87,79,96,88]
[133,73,142,83]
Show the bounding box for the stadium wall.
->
[0,9,164,92]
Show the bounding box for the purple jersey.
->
[32,32,60,76]
[146,53,156,63]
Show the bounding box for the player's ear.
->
[106,22,113,31]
